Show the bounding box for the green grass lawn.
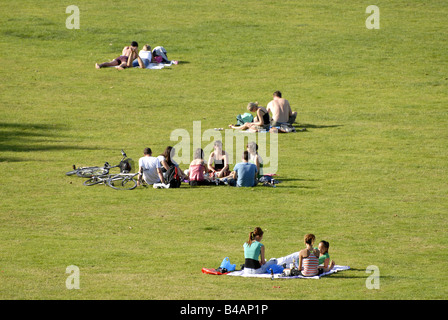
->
[0,0,447,300]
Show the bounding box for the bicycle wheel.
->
[83,176,107,186]
[66,170,78,176]
[107,175,137,190]
[76,167,109,178]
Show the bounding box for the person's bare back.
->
[266,91,297,126]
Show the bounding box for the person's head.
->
[247,142,258,155]
[242,150,249,162]
[131,41,139,49]
[214,140,223,150]
[247,227,264,245]
[273,91,282,99]
[247,102,259,112]
[304,234,316,246]
[318,241,330,254]
[161,146,174,165]
[143,147,152,156]
[142,44,151,51]
[193,148,204,160]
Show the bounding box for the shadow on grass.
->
[296,123,343,129]
[0,122,95,162]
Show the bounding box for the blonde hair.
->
[247,102,258,111]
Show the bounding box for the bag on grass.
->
[219,257,236,272]
[165,165,181,188]
[236,113,254,126]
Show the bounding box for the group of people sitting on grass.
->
[243,228,335,276]
[229,91,298,133]
[95,41,178,70]
[137,140,269,189]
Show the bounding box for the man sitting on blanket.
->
[225,151,258,187]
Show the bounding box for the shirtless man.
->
[95,41,139,70]
[266,91,297,127]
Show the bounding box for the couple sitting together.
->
[186,140,263,188]
[229,91,298,133]
[243,228,336,276]
[95,41,178,70]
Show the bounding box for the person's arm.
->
[207,153,215,173]
[137,55,145,68]
[252,109,264,126]
[137,165,143,186]
[161,159,170,172]
[157,167,165,184]
[298,250,304,270]
[126,48,137,67]
[221,152,229,173]
[286,101,292,117]
[259,245,266,266]
[321,257,330,270]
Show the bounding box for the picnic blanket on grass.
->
[146,61,176,69]
[224,265,350,279]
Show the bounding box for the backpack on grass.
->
[165,165,181,188]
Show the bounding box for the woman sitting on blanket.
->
[187,148,210,186]
[243,227,276,274]
[317,240,335,272]
[229,102,270,132]
[297,234,324,277]
[158,146,187,180]
[247,142,263,179]
[207,140,230,178]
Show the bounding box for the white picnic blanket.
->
[226,265,350,279]
[146,61,176,69]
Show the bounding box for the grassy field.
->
[0,0,447,300]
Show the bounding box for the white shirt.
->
[139,50,152,61]
[139,156,162,184]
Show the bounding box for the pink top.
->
[189,163,205,181]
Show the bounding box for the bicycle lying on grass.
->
[83,172,140,190]
[66,150,133,178]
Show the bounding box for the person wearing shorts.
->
[95,41,139,69]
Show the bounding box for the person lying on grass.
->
[229,102,270,132]
[95,41,139,70]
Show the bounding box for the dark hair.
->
[304,234,315,245]
[320,240,330,251]
[161,146,174,166]
[273,91,282,98]
[243,150,249,161]
[247,227,264,246]
[143,147,152,155]
[131,41,138,47]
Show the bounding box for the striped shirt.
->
[302,250,319,276]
